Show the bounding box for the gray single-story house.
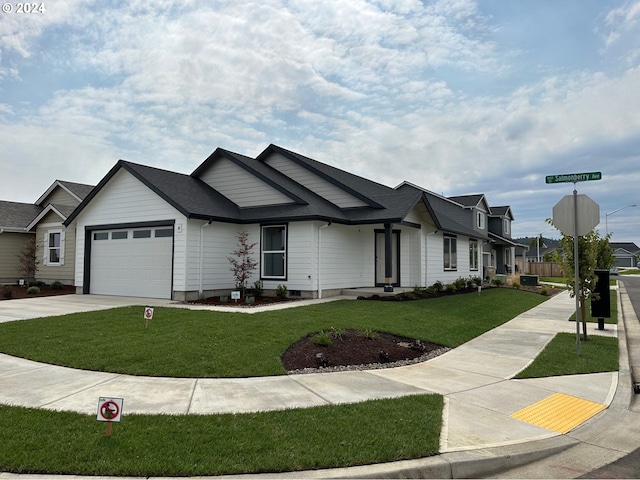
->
[64,144,520,300]
[610,242,640,268]
[0,180,94,284]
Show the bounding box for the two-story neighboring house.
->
[447,197,526,278]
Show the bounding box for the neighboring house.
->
[610,242,640,268]
[447,196,527,277]
[522,239,562,263]
[0,180,94,285]
[65,144,520,300]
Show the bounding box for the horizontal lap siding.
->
[73,169,186,290]
[282,222,314,291]
[319,224,372,289]
[265,154,368,208]
[426,232,474,286]
[0,233,31,283]
[198,158,293,208]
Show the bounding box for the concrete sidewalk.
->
[0,288,638,479]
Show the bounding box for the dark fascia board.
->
[257,144,385,209]
[64,160,191,226]
[192,147,308,206]
[488,231,526,247]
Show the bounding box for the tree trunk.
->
[580,293,588,341]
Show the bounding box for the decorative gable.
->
[197,156,296,208]
[263,153,369,208]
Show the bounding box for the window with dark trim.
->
[155,228,173,237]
[444,235,457,270]
[112,231,128,240]
[94,232,108,240]
[133,230,151,239]
[261,225,287,279]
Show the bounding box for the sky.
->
[1,0,640,243]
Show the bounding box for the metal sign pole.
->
[573,186,581,355]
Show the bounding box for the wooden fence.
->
[525,262,562,277]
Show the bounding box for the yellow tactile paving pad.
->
[510,393,606,434]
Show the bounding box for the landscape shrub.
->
[51,281,64,290]
[454,277,467,290]
[26,286,40,295]
[444,283,457,294]
[313,330,333,346]
[252,280,264,298]
[431,280,444,292]
[276,284,287,299]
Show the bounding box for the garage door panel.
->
[90,227,173,299]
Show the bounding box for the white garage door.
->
[90,226,173,299]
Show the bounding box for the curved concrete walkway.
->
[0,287,638,478]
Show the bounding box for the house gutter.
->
[317,222,331,299]
[199,219,213,297]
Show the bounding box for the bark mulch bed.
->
[0,284,76,300]
[281,328,449,374]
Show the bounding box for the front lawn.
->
[0,288,548,378]
[0,395,442,476]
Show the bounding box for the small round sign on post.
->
[97,397,124,437]
[144,307,154,329]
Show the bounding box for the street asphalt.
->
[0,278,639,479]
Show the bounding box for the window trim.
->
[261,224,288,280]
[443,235,457,271]
[503,218,510,235]
[477,211,485,230]
[44,229,63,266]
[469,239,479,271]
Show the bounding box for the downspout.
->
[199,219,213,297]
[317,222,331,299]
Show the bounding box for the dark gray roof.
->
[448,194,484,208]
[0,201,42,230]
[66,145,423,226]
[397,183,488,239]
[611,242,640,253]
[58,181,94,200]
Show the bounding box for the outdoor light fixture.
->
[605,204,637,235]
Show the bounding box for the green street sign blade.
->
[545,172,602,184]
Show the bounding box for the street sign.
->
[553,194,600,236]
[545,172,602,184]
[144,307,154,320]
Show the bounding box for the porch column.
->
[384,223,394,292]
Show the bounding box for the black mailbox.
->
[591,269,611,329]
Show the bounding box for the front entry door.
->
[375,230,400,286]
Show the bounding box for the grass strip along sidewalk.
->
[0,395,442,477]
[1,288,613,477]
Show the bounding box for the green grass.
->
[0,288,548,378]
[515,333,618,379]
[541,276,617,286]
[620,268,640,275]
[569,290,617,324]
[0,395,443,476]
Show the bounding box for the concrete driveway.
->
[0,294,176,323]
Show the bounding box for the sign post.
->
[548,172,601,355]
[144,307,154,329]
[97,397,124,437]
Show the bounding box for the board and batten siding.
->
[72,168,188,291]
[264,153,369,208]
[198,157,294,208]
